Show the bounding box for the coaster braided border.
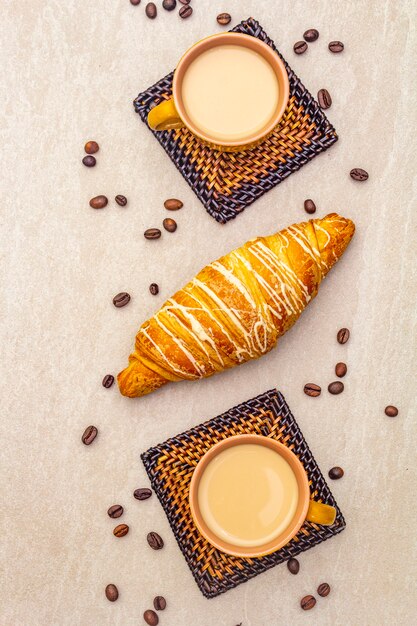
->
[141,389,345,598]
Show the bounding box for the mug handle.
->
[147,98,184,131]
[306,500,336,526]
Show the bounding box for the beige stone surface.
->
[1,1,416,624]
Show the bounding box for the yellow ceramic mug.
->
[189,435,336,558]
[147,33,290,152]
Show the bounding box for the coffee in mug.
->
[197,443,298,547]
[147,33,290,152]
[189,435,336,557]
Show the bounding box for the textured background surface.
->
[1,1,416,625]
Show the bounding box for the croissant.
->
[118,213,354,398]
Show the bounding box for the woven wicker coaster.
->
[134,17,337,224]
[141,389,345,598]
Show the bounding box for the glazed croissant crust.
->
[118,213,354,397]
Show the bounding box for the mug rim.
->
[189,434,310,558]
[172,32,290,148]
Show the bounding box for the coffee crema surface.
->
[181,44,279,142]
[197,444,299,547]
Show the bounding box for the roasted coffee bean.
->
[318,88,332,109]
[153,596,167,611]
[115,194,127,206]
[385,405,399,417]
[335,362,347,378]
[337,327,350,344]
[144,228,161,240]
[113,292,131,308]
[134,487,152,500]
[82,425,98,445]
[217,12,231,25]
[329,40,344,53]
[147,532,164,550]
[107,504,124,519]
[301,595,316,610]
[163,218,177,232]
[329,466,344,480]
[178,0,190,4]
[89,195,108,209]
[164,198,183,211]
[82,155,96,167]
[144,610,159,626]
[84,141,99,154]
[304,383,321,397]
[113,523,129,537]
[179,4,192,18]
[304,199,316,214]
[162,0,176,9]
[317,582,331,597]
[287,558,300,574]
[149,283,159,296]
[102,374,115,388]
[145,2,157,18]
[105,583,119,601]
[130,0,141,4]
[350,168,369,181]
[328,381,344,395]
[303,28,319,42]
[294,41,308,55]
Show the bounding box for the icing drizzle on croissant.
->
[118,213,355,397]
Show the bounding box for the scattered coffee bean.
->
[385,405,398,417]
[337,327,350,344]
[130,0,141,4]
[301,595,316,610]
[317,582,331,597]
[294,41,308,55]
[217,12,231,25]
[335,362,347,378]
[350,168,369,181]
[163,218,177,232]
[113,523,129,538]
[328,381,344,395]
[144,228,162,240]
[179,4,192,18]
[153,596,167,611]
[147,532,164,550]
[113,292,131,308]
[115,195,127,206]
[144,610,159,626]
[84,141,99,154]
[329,466,344,480]
[304,383,321,397]
[304,199,316,214]
[318,88,332,109]
[107,504,124,519]
[105,583,119,602]
[102,374,115,388]
[178,0,190,4]
[82,155,96,167]
[134,487,152,500]
[164,198,183,211]
[303,28,319,42]
[329,40,344,53]
[145,2,157,18]
[162,0,176,9]
[89,195,108,209]
[287,558,300,574]
[81,425,98,445]
[149,283,159,296]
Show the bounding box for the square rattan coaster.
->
[141,389,345,598]
[134,17,337,224]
